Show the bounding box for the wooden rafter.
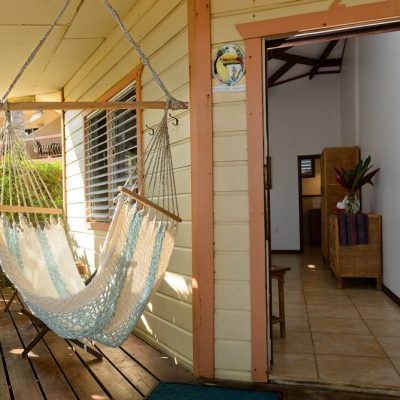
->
[267,47,292,60]
[309,40,339,80]
[270,51,341,68]
[267,39,344,87]
[5,101,188,111]
[269,71,340,88]
[269,72,310,88]
[268,61,296,86]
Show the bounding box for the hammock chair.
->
[0,0,184,348]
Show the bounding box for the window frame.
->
[299,156,316,178]
[84,64,143,231]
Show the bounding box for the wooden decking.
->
[2,286,399,400]
[0,288,194,400]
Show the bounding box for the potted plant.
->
[335,156,380,214]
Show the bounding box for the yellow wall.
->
[63,0,192,370]
[62,0,390,382]
[210,0,386,382]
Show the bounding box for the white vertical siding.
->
[64,0,192,370]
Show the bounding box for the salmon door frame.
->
[237,0,400,382]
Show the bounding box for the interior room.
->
[266,30,400,390]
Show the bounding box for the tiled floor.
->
[270,248,400,392]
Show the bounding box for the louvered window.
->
[300,158,315,177]
[85,84,138,222]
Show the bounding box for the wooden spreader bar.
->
[119,186,182,223]
[7,101,189,111]
[0,205,63,215]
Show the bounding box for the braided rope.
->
[102,0,187,111]
[0,0,71,103]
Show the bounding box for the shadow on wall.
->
[67,230,89,273]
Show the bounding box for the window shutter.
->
[85,83,137,222]
[300,158,314,177]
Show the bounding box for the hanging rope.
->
[0,0,181,223]
[0,0,71,103]
[102,0,187,111]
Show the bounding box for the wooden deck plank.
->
[0,312,44,400]
[121,335,194,383]
[71,344,143,400]
[96,342,159,396]
[43,332,109,400]
[11,311,77,400]
[0,344,11,400]
[1,288,193,399]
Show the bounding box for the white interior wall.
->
[268,76,341,251]
[339,31,400,297]
[356,32,400,297]
[340,39,359,146]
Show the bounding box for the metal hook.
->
[169,113,179,126]
[146,124,155,135]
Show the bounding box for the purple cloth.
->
[338,214,368,246]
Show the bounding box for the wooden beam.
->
[270,70,341,87]
[0,205,63,215]
[267,46,291,60]
[6,101,189,111]
[270,51,341,67]
[118,186,182,223]
[268,61,295,86]
[269,72,310,87]
[309,40,338,79]
[188,0,215,379]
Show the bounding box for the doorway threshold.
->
[269,376,400,399]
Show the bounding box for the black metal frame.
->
[3,288,103,360]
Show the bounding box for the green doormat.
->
[146,383,281,400]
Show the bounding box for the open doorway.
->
[265,28,400,391]
[298,155,321,252]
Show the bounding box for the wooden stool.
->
[271,265,291,338]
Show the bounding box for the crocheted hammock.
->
[0,0,183,347]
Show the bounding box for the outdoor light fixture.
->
[29,108,44,123]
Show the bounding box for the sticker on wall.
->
[212,44,246,93]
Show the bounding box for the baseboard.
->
[382,284,400,307]
[271,250,302,254]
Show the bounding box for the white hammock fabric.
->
[0,197,176,346]
[0,0,183,348]
[0,106,179,347]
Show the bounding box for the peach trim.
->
[245,37,268,383]
[98,64,144,102]
[237,0,400,40]
[188,0,214,378]
[86,222,110,232]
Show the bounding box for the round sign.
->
[212,44,245,86]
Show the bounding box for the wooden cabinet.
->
[329,214,382,289]
[320,147,360,260]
